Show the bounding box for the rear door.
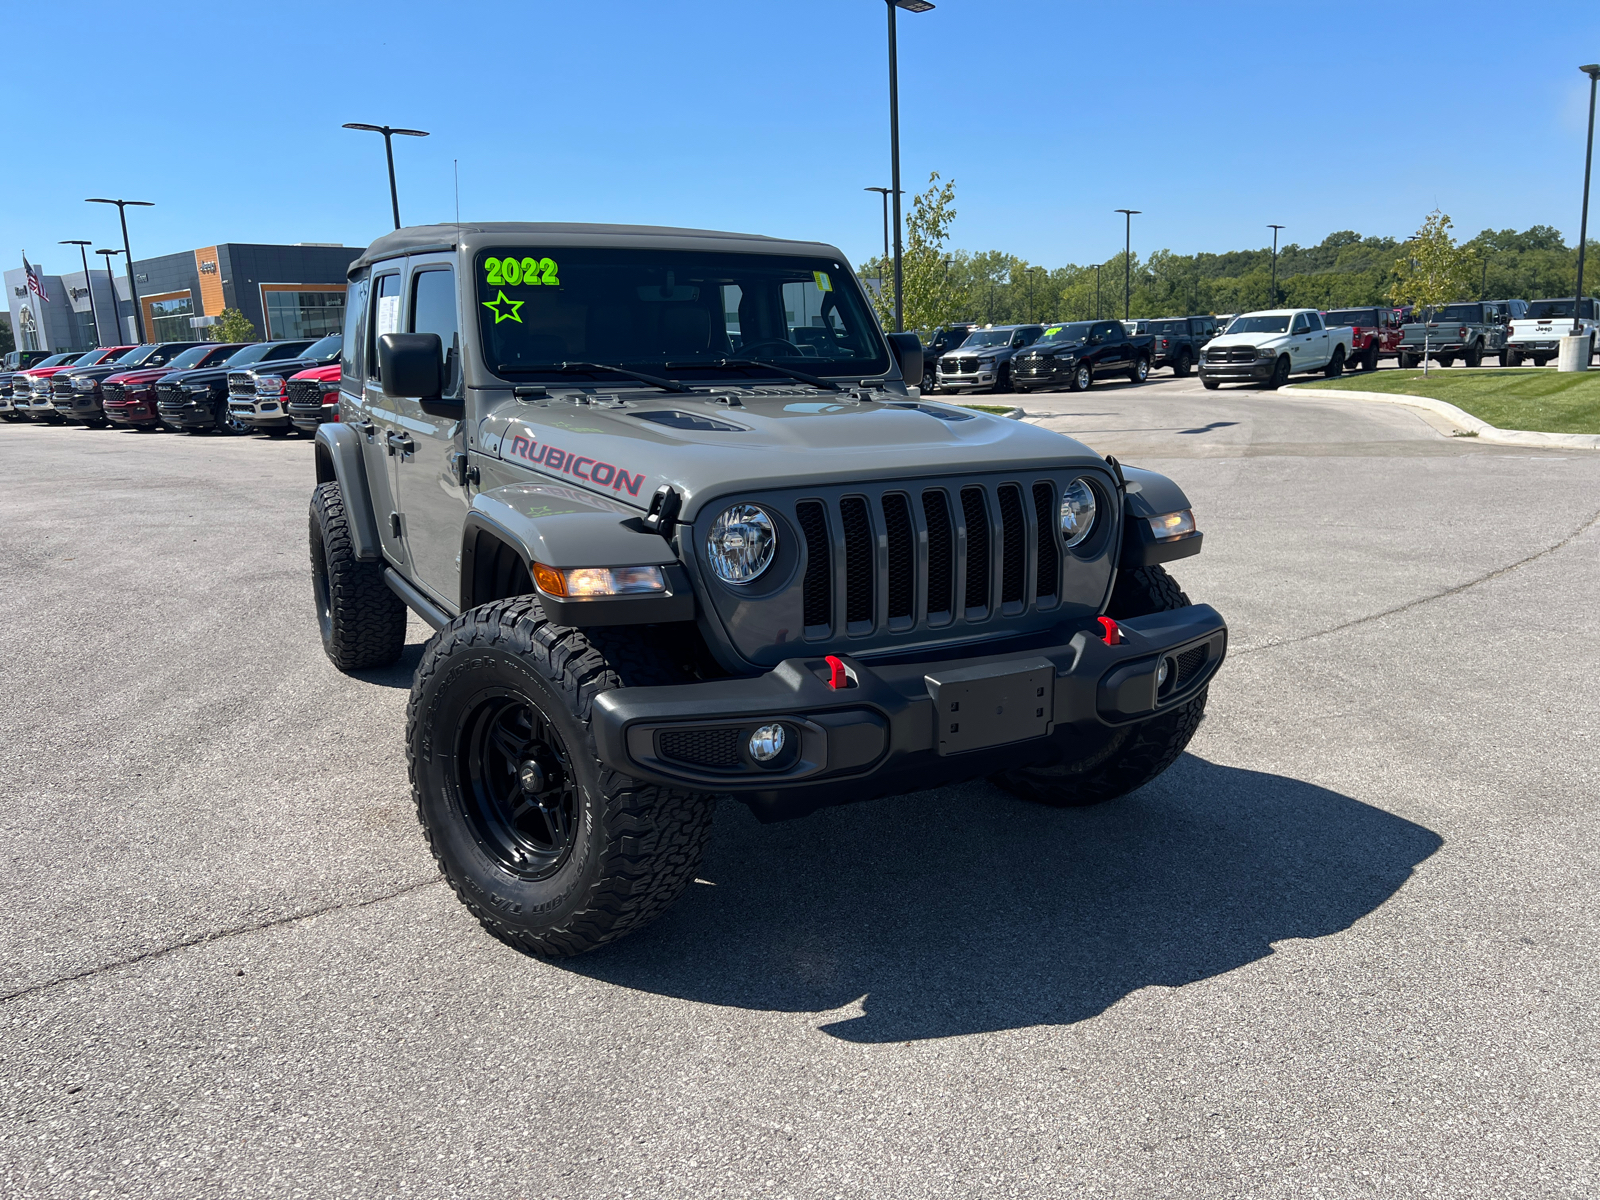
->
[392,255,468,607]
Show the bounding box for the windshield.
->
[114,344,180,367]
[1226,315,1290,334]
[1427,304,1481,323]
[957,330,1015,348]
[476,248,887,383]
[303,333,343,362]
[167,344,226,370]
[35,353,78,368]
[1325,309,1378,326]
[1037,322,1094,343]
[1525,299,1596,320]
[221,343,275,368]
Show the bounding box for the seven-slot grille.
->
[782,479,1069,640]
[227,371,257,398]
[1207,345,1256,363]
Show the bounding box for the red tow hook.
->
[1097,617,1121,646]
[825,655,849,689]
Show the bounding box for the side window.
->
[409,267,461,396]
[1291,314,1309,334]
[1305,312,1324,331]
[341,276,368,378]
[367,272,402,381]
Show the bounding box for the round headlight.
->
[1059,478,1098,548]
[706,504,777,584]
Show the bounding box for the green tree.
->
[1387,211,1475,375]
[862,172,965,333]
[0,313,14,357]
[211,308,257,343]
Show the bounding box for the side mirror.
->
[885,332,923,389]
[378,332,445,400]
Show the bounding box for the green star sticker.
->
[483,289,524,324]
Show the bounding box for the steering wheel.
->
[736,339,804,358]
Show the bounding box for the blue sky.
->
[6,0,1599,279]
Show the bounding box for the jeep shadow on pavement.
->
[310,222,1227,958]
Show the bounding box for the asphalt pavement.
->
[2,378,1597,1198]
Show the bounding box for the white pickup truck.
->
[1197,308,1356,389]
[1505,297,1599,366]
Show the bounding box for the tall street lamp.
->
[1094,264,1102,320]
[95,249,124,343]
[59,239,101,347]
[864,186,894,301]
[884,0,935,332]
[86,198,153,342]
[1114,209,1140,320]
[1268,224,1286,307]
[342,123,430,230]
[1571,65,1599,336]
[1027,265,1045,322]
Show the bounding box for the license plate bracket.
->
[925,656,1055,756]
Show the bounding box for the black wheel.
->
[1396,351,1414,369]
[1068,362,1093,392]
[1533,355,1551,367]
[1173,349,1192,377]
[309,481,407,671]
[1464,343,1483,368]
[993,364,1012,394]
[408,599,717,956]
[1262,355,1290,389]
[1438,355,1455,369]
[990,565,1206,808]
[1201,377,1221,390]
[1128,355,1150,384]
[1361,343,1380,371]
[1323,346,1345,378]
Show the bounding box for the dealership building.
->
[5,242,360,352]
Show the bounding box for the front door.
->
[1092,322,1125,374]
[392,258,469,608]
[360,270,409,567]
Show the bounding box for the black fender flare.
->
[313,422,382,562]
[1117,466,1203,568]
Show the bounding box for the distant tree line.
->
[862,175,1598,330]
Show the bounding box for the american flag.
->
[22,254,48,303]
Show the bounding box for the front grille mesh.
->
[1175,643,1209,687]
[840,496,874,626]
[923,490,954,618]
[102,382,125,405]
[796,500,831,629]
[157,382,193,409]
[287,379,327,409]
[960,487,990,612]
[227,372,255,398]
[1209,346,1256,363]
[1032,483,1059,600]
[658,727,742,769]
[997,485,1026,606]
[882,494,914,621]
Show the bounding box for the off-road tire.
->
[1464,343,1483,368]
[1438,355,1455,369]
[991,564,1205,808]
[1397,351,1415,370]
[1323,346,1345,378]
[1128,355,1150,384]
[1173,349,1193,377]
[407,599,716,957]
[1263,355,1290,389]
[1533,355,1551,367]
[309,481,407,671]
[1361,343,1380,371]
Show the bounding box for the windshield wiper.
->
[665,358,841,392]
[495,361,693,394]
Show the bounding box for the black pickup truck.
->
[918,322,978,391]
[1011,319,1156,392]
[1124,315,1219,376]
[156,339,316,434]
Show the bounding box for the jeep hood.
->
[479,390,1104,520]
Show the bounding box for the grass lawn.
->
[1296,368,1600,435]
[957,403,1018,415]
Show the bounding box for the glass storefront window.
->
[265,289,346,340]
[149,295,196,342]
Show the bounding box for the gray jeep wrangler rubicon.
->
[310,222,1226,957]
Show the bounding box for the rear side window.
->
[341,277,368,379]
[367,272,402,380]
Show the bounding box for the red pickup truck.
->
[103,343,247,429]
[1322,307,1403,372]
[284,363,342,433]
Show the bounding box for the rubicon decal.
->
[507,433,646,497]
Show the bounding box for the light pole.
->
[864,186,894,302]
[884,0,935,332]
[1115,209,1140,320]
[86,198,153,342]
[1027,265,1045,322]
[95,249,124,343]
[1572,65,1599,336]
[59,240,101,347]
[342,123,430,230]
[1268,224,1286,307]
[1095,264,1102,320]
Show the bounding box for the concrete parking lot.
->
[2,378,1598,1198]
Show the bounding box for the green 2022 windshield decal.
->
[484,256,559,287]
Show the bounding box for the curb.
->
[1278,385,1600,450]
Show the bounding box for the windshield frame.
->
[957,329,1016,349]
[1226,314,1291,334]
[220,343,275,368]
[472,246,890,386]
[1035,322,1094,344]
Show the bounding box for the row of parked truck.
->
[0,336,346,434]
[916,296,1600,393]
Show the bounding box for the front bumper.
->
[1199,359,1273,381]
[593,604,1226,819]
[936,370,995,391]
[229,396,291,429]
[52,394,104,421]
[159,395,220,427]
[288,401,337,431]
[24,393,62,419]
[104,392,160,425]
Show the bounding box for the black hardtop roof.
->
[350,222,843,277]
